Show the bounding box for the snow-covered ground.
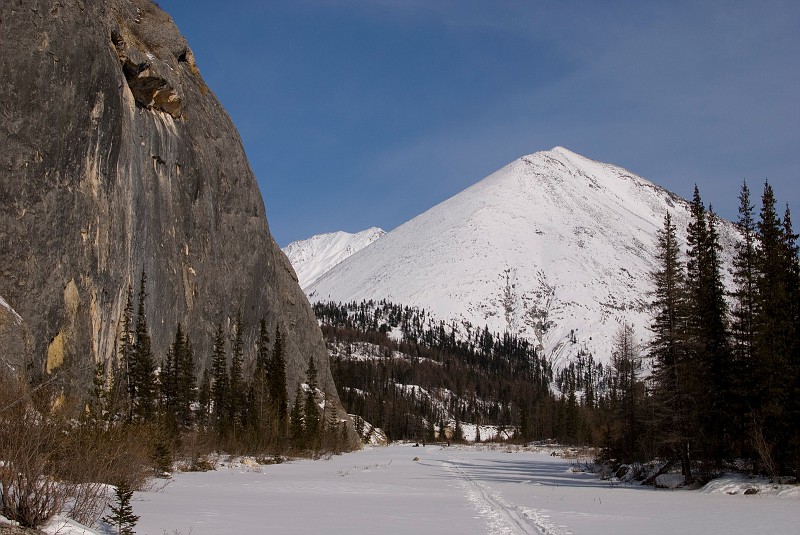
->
[128,444,798,535]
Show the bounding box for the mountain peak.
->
[301,149,739,365]
[284,227,386,289]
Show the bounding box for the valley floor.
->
[131,444,799,535]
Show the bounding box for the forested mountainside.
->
[316,178,799,480]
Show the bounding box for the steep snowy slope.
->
[284,227,385,289]
[307,147,739,364]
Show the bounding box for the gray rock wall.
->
[0,0,345,422]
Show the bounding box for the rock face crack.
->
[112,27,182,117]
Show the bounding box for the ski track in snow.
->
[444,459,567,535]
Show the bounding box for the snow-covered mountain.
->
[284,227,385,289]
[304,147,739,364]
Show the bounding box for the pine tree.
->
[782,205,800,476]
[161,334,178,418]
[84,360,108,428]
[304,356,321,449]
[210,323,229,435]
[130,271,156,422]
[162,324,196,427]
[681,188,732,464]
[751,183,800,474]
[103,482,139,535]
[115,284,135,422]
[269,325,288,423]
[649,212,693,480]
[730,181,759,454]
[197,368,212,430]
[176,334,197,427]
[290,384,305,450]
[609,322,643,461]
[228,311,245,436]
[699,206,733,461]
[252,319,271,433]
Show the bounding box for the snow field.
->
[131,444,799,535]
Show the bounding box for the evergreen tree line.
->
[89,272,350,460]
[641,181,799,480]
[316,300,601,444]
[316,181,798,482]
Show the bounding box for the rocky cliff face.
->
[0,0,343,417]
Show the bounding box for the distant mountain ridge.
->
[284,227,385,289]
[296,147,740,365]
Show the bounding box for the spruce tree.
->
[177,335,197,427]
[781,205,800,476]
[162,324,196,427]
[130,271,156,422]
[682,188,732,464]
[304,356,321,449]
[752,183,800,473]
[253,319,271,433]
[649,212,693,480]
[116,284,135,422]
[210,323,229,435]
[84,360,108,428]
[290,384,305,450]
[610,322,642,461]
[228,311,245,435]
[730,181,759,454]
[103,482,139,535]
[269,325,288,423]
[161,334,178,418]
[197,368,212,430]
[700,206,733,461]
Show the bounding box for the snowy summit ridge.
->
[284,227,385,289]
[303,147,739,364]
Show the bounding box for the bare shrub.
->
[0,374,153,529]
[0,398,65,527]
[750,416,778,481]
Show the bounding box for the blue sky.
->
[159,0,800,247]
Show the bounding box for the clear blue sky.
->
[159,0,799,247]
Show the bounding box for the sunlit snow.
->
[304,148,740,365]
[126,444,798,535]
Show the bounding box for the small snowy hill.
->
[304,148,740,365]
[283,227,385,289]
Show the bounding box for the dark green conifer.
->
[197,368,212,430]
[290,384,305,449]
[649,212,693,480]
[228,311,245,436]
[304,356,321,448]
[130,271,156,422]
[210,323,229,435]
[103,482,139,535]
[269,325,288,423]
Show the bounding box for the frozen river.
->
[133,444,799,535]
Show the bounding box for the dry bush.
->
[0,374,153,528]
[750,417,778,481]
[0,383,66,528]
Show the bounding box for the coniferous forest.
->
[323,180,799,481]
